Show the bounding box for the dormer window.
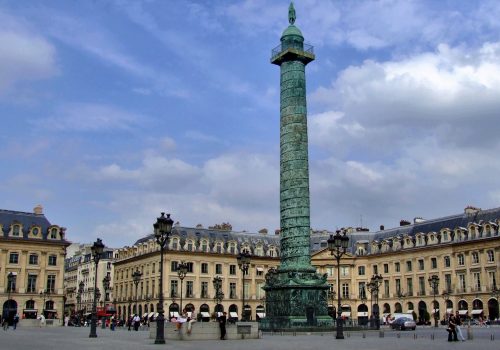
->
[13,225,20,236]
[32,227,39,236]
[50,228,58,239]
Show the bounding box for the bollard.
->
[431,333,434,340]
[362,332,366,338]
[467,326,473,340]
[413,333,417,339]
[379,330,384,338]
[491,334,494,341]
[397,333,400,338]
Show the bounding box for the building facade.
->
[111,205,499,324]
[113,225,280,321]
[0,205,69,324]
[64,243,116,318]
[311,206,500,323]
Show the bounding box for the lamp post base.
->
[154,312,166,344]
[336,315,344,339]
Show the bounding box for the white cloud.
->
[38,103,148,132]
[0,11,57,94]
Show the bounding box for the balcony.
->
[271,42,315,64]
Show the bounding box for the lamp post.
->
[77,281,84,326]
[132,269,142,317]
[39,289,51,318]
[236,250,251,321]
[177,262,188,313]
[367,274,383,330]
[428,275,440,328]
[329,285,337,319]
[89,238,104,338]
[327,229,350,339]
[213,276,224,316]
[101,275,111,329]
[442,290,450,321]
[153,212,174,344]
[7,272,14,300]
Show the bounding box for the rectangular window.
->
[171,261,178,272]
[7,274,17,292]
[395,279,401,294]
[472,252,479,264]
[358,266,365,276]
[359,282,366,299]
[383,264,389,274]
[46,275,56,293]
[48,255,57,266]
[215,264,222,275]
[13,225,20,236]
[27,274,37,293]
[489,271,497,289]
[445,274,452,292]
[487,250,495,262]
[406,261,412,272]
[186,281,194,297]
[458,274,466,292]
[201,282,208,298]
[256,267,264,276]
[384,280,390,298]
[473,272,481,291]
[444,256,451,267]
[407,278,413,296]
[327,267,334,276]
[340,266,349,277]
[229,265,236,275]
[201,263,208,274]
[29,254,38,265]
[431,257,437,269]
[9,253,19,264]
[458,254,464,266]
[373,265,378,275]
[418,259,424,271]
[152,263,155,273]
[170,280,178,297]
[256,282,264,299]
[244,282,249,300]
[229,282,237,299]
[186,262,194,273]
[395,262,400,272]
[342,283,349,299]
[418,276,425,295]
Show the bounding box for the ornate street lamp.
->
[329,285,337,319]
[153,212,174,344]
[77,281,84,325]
[327,229,350,339]
[89,238,104,338]
[236,250,251,321]
[101,275,111,329]
[177,261,188,313]
[367,274,383,330]
[213,276,224,315]
[428,275,440,328]
[132,269,142,316]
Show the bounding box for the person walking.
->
[454,311,465,341]
[133,314,140,331]
[447,314,458,342]
[13,314,19,330]
[219,311,227,340]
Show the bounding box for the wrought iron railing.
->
[271,42,314,61]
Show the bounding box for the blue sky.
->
[2,0,500,247]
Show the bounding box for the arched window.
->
[26,300,35,309]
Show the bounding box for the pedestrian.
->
[13,314,19,330]
[219,311,227,340]
[454,311,465,341]
[127,315,132,331]
[38,314,46,328]
[2,315,8,331]
[447,314,458,342]
[133,314,140,331]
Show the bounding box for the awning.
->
[229,312,238,318]
[446,308,453,314]
[169,311,179,318]
[471,310,483,315]
[458,310,468,315]
[257,313,266,318]
[143,312,149,318]
[256,267,264,272]
[23,309,38,312]
[84,313,92,316]
[148,312,155,318]
[44,309,57,313]
[341,312,351,317]
[201,312,210,317]
[357,312,369,317]
[217,312,223,317]
[154,313,159,318]
[432,309,439,314]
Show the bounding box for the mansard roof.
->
[0,208,53,238]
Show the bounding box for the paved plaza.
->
[0,326,499,350]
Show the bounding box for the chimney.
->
[414,217,425,224]
[464,205,480,215]
[258,228,268,235]
[400,219,411,226]
[34,204,43,215]
[379,225,384,231]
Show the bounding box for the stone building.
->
[113,224,280,321]
[112,205,499,324]
[0,205,69,325]
[64,243,116,317]
[311,205,500,324]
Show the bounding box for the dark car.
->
[391,317,416,330]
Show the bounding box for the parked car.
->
[391,317,416,330]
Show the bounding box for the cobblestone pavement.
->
[0,325,498,350]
